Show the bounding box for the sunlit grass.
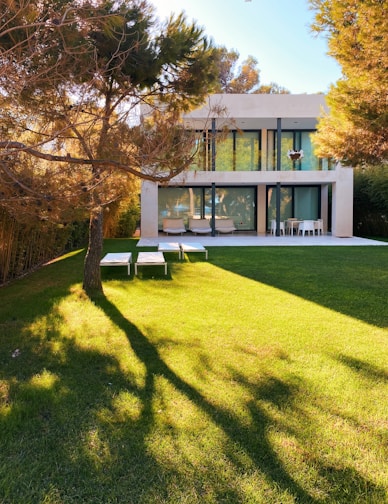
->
[0,239,387,503]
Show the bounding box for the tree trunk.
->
[83,207,104,295]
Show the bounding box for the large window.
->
[205,187,256,230]
[158,187,203,229]
[215,132,234,171]
[235,131,260,171]
[267,130,329,171]
[158,187,256,231]
[190,130,261,171]
[267,186,320,230]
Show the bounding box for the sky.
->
[151,0,342,94]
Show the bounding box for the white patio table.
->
[286,220,301,235]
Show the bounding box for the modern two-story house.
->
[140,93,353,238]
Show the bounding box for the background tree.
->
[309,0,388,165]
[255,82,290,94]
[213,46,289,94]
[0,0,218,294]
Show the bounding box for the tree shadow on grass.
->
[95,295,386,502]
[224,366,387,504]
[0,318,168,503]
[1,291,385,502]
[92,294,330,503]
[335,354,388,382]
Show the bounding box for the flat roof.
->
[183,93,328,130]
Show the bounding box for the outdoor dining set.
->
[270,218,324,236]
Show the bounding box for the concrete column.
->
[257,185,267,235]
[261,129,267,171]
[331,165,354,237]
[140,181,159,237]
[320,184,329,234]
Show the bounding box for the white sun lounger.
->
[135,252,167,275]
[180,242,208,260]
[158,242,182,259]
[100,252,132,275]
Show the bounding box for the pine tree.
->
[310,0,388,165]
[0,0,218,293]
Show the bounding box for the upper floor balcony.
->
[183,93,333,172]
[189,129,334,172]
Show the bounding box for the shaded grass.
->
[0,239,387,503]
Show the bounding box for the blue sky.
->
[152,0,342,94]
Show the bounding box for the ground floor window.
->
[267,185,320,230]
[158,185,321,232]
[158,186,256,231]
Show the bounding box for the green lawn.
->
[1,239,387,504]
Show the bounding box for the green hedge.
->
[353,166,388,238]
[0,209,88,284]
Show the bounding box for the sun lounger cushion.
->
[188,218,212,234]
[162,218,186,235]
[215,218,236,234]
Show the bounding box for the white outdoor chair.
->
[270,219,285,235]
[298,220,315,236]
[314,219,324,235]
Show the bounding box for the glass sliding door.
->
[267,185,320,230]
[267,186,293,230]
[268,130,323,171]
[197,130,261,171]
[294,187,319,220]
[235,131,261,171]
[299,132,319,171]
[158,187,204,229]
[204,187,256,230]
[215,132,234,171]
[158,186,257,231]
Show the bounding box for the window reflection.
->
[158,187,256,231]
[267,186,320,230]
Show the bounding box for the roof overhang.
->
[182,93,328,131]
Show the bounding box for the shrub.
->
[354,166,388,237]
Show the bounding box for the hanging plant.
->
[287,149,304,161]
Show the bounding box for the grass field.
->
[0,239,387,503]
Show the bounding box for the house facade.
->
[140,94,353,237]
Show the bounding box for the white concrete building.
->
[140,94,353,238]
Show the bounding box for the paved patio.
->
[138,234,388,247]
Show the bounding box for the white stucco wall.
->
[140,180,159,237]
[331,164,354,237]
